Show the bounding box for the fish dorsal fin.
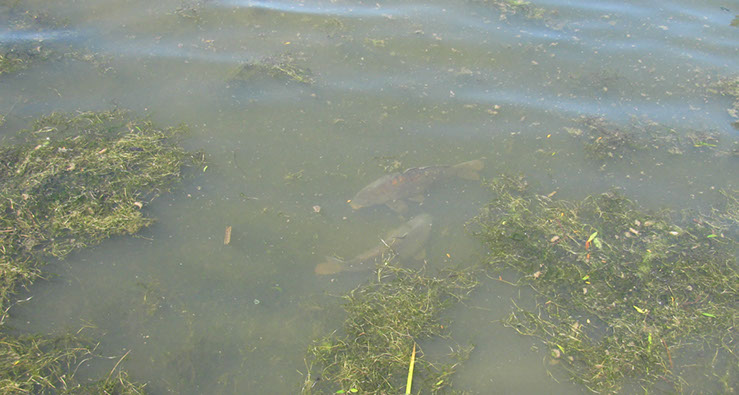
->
[385,199,408,214]
[407,194,425,203]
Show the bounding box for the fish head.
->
[348,199,365,210]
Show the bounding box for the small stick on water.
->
[406,342,416,395]
[224,226,232,245]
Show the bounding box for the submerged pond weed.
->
[0,110,196,393]
[230,53,314,85]
[473,175,737,393]
[0,110,189,277]
[304,264,477,394]
[568,116,736,161]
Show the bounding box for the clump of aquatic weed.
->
[0,333,88,393]
[0,109,198,393]
[230,53,314,85]
[0,110,191,305]
[174,0,207,24]
[472,175,737,393]
[84,369,148,394]
[471,0,556,23]
[0,332,147,394]
[566,117,642,161]
[0,7,112,77]
[0,9,63,77]
[709,75,739,129]
[566,116,734,160]
[303,264,478,394]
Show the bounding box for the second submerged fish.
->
[315,214,433,275]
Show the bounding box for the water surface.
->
[1,0,736,393]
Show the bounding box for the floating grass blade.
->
[405,342,416,395]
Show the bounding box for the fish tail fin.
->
[314,256,346,275]
[452,159,484,180]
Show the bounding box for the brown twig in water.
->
[661,339,673,370]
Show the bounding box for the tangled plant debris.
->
[472,175,737,393]
[303,264,477,394]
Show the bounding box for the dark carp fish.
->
[315,214,432,275]
[349,159,484,213]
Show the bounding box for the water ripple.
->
[0,29,78,44]
[213,0,431,18]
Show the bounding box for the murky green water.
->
[1,0,736,393]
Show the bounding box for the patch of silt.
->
[471,175,737,393]
[303,265,478,394]
[0,110,199,394]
